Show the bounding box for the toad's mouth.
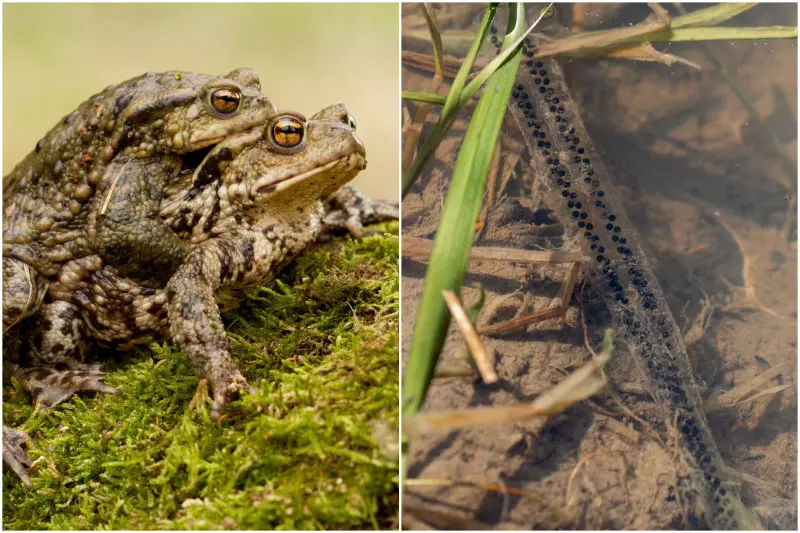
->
[178,143,365,199]
[254,158,341,195]
[254,153,366,196]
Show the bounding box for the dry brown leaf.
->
[404,351,609,436]
[599,41,701,68]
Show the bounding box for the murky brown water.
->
[402,3,796,529]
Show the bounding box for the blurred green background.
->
[3,2,399,200]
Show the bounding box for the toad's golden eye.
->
[272,118,304,148]
[210,88,241,115]
[347,114,357,131]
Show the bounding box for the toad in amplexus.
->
[3,69,397,487]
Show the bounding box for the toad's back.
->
[3,69,274,277]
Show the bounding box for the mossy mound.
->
[3,223,399,530]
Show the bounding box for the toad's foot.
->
[191,375,254,420]
[209,370,249,421]
[323,184,399,239]
[12,364,119,409]
[3,257,48,333]
[3,426,32,488]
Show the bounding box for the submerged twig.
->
[403,236,589,263]
[442,289,497,384]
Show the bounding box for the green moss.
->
[3,223,399,530]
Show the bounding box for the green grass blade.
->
[421,3,444,78]
[534,3,777,57]
[665,25,798,41]
[402,90,447,105]
[402,4,498,197]
[461,282,486,373]
[440,4,496,119]
[460,4,551,106]
[671,2,756,29]
[562,24,798,61]
[402,3,525,419]
[466,283,486,324]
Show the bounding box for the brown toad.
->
[3,71,397,486]
[4,69,277,285]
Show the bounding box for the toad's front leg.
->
[165,244,248,420]
[322,184,399,239]
[95,156,190,281]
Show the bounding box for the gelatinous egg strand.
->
[488,31,744,529]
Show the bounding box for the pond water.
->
[401,3,796,529]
